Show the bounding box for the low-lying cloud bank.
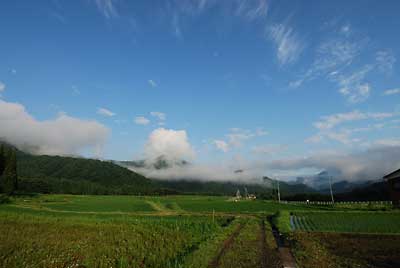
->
[134,127,400,183]
[0,100,109,156]
[262,144,400,182]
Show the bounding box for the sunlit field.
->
[1,194,400,268]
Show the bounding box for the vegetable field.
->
[291,212,400,234]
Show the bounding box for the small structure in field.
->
[234,189,242,202]
[247,194,257,200]
[383,168,400,207]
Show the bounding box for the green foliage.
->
[0,145,18,194]
[273,210,291,234]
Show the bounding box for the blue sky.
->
[1,0,400,180]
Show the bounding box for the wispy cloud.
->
[93,0,119,19]
[383,88,400,96]
[289,23,395,104]
[313,110,394,130]
[374,138,400,147]
[0,81,5,93]
[166,1,269,38]
[376,50,396,75]
[336,65,373,103]
[97,107,116,117]
[150,111,166,121]
[236,0,269,21]
[213,140,229,152]
[268,23,304,65]
[213,127,268,152]
[252,144,287,154]
[307,110,396,145]
[50,11,67,24]
[148,79,158,88]
[72,85,80,96]
[134,116,150,125]
[290,32,364,88]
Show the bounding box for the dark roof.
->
[383,169,400,180]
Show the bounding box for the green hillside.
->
[16,150,156,195]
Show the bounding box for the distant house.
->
[383,169,400,207]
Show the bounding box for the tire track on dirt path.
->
[208,223,244,268]
[260,220,268,268]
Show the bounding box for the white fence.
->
[280,200,393,206]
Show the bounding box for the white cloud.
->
[93,0,118,18]
[10,69,17,75]
[97,107,115,117]
[0,82,5,93]
[134,116,150,125]
[214,140,229,152]
[150,111,166,121]
[0,99,109,156]
[148,79,157,88]
[268,23,304,65]
[383,88,400,96]
[144,128,195,162]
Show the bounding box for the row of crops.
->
[0,207,238,268]
[290,212,400,234]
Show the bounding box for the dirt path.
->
[208,223,244,268]
[269,220,297,268]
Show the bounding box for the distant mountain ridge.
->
[1,141,387,198]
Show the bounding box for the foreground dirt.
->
[291,232,400,268]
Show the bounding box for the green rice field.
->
[1,194,400,268]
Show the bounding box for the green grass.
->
[13,194,155,213]
[218,218,261,268]
[182,217,242,268]
[292,211,400,234]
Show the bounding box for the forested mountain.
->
[15,149,156,195]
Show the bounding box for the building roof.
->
[383,169,400,180]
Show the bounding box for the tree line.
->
[0,144,18,194]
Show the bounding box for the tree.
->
[2,148,18,194]
[0,144,5,192]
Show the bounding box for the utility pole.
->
[329,176,335,205]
